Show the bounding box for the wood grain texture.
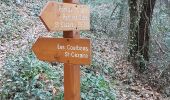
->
[32,37,91,65]
[64,63,80,100]
[63,22,81,100]
[63,0,80,99]
[39,1,90,31]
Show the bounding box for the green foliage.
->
[165,32,170,48]
[0,3,33,40]
[150,1,170,70]
[88,0,128,38]
[0,50,116,99]
[1,0,120,99]
[54,92,64,100]
[80,59,116,100]
[0,0,13,6]
[81,70,116,100]
[90,2,114,35]
[0,52,64,99]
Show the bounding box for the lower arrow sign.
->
[32,37,91,65]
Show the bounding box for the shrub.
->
[0,52,64,99]
[81,68,116,100]
[0,50,116,99]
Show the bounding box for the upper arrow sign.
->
[39,1,90,31]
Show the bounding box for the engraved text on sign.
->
[39,1,90,31]
[32,37,91,65]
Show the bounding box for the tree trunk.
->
[117,1,126,28]
[116,0,127,36]
[128,0,139,60]
[128,0,156,72]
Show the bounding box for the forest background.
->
[0,0,170,99]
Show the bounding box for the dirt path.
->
[113,60,164,99]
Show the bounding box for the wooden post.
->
[35,0,90,99]
[63,1,80,100]
[63,33,80,100]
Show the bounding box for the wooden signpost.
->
[32,0,90,100]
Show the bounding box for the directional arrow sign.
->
[32,37,91,65]
[39,1,90,31]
